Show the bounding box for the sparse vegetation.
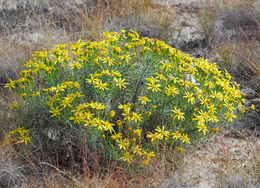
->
[198,0,260,93]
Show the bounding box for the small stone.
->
[240,88,257,99]
[251,98,260,105]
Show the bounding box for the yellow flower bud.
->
[146,111,151,117]
[110,110,115,118]
[116,120,123,126]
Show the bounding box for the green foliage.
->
[5,30,250,166]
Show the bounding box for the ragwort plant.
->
[5,30,252,166]
[0,127,31,148]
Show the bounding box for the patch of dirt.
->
[161,129,260,188]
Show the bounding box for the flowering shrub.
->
[5,30,249,165]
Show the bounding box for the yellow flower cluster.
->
[1,127,31,147]
[5,30,250,165]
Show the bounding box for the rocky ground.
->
[160,132,260,188]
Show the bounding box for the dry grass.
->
[0,146,27,188]
[0,0,175,89]
[7,129,257,188]
[198,0,260,92]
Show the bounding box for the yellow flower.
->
[116,138,130,150]
[177,146,183,152]
[103,121,115,133]
[69,112,84,124]
[118,103,131,113]
[101,70,110,75]
[240,108,246,114]
[10,102,19,109]
[160,61,172,72]
[147,132,162,142]
[156,73,166,80]
[133,129,142,137]
[212,127,220,132]
[119,54,131,63]
[152,105,157,110]
[172,131,182,140]
[73,91,84,98]
[147,82,161,92]
[198,110,210,122]
[111,132,122,140]
[17,135,32,145]
[210,91,220,99]
[200,95,210,107]
[114,77,127,89]
[120,152,134,163]
[95,118,105,131]
[69,61,83,70]
[109,110,115,118]
[131,112,143,123]
[251,104,255,110]
[60,95,74,108]
[86,76,100,84]
[110,70,121,77]
[145,77,157,84]
[32,92,40,97]
[142,159,149,166]
[17,131,32,145]
[125,43,132,50]
[92,102,107,110]
[180,80,190,88]
[50,106,63,117]
[113,46,122,54]
[224,102,235,112]
[122,112,132,122]
[102,57,115,66]
[225,112,237,122]
[84,111,94,120]
[56,85,66,92]
[4,79,16,91]
[165,85,179,97]
[168,74,178,83]
[146,111,151,117]
[95,81,109,90]
[138,96,151,105]
[155,126,170,139]
[142,150,156,160]
[172,107,185,121]
[209,113,219,123]
[196,124,209,135]
[196,88,204,98]
[207,103,216,113]
[204,81,214,89]
[116,120,123,126]
[24,60,35,68]
[20,93,27,98]
[181,133,191,144]
[132,145,142,155]
[184,92,195,104]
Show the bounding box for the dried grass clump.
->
[198,0,260,93]
[0,147,27,188]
